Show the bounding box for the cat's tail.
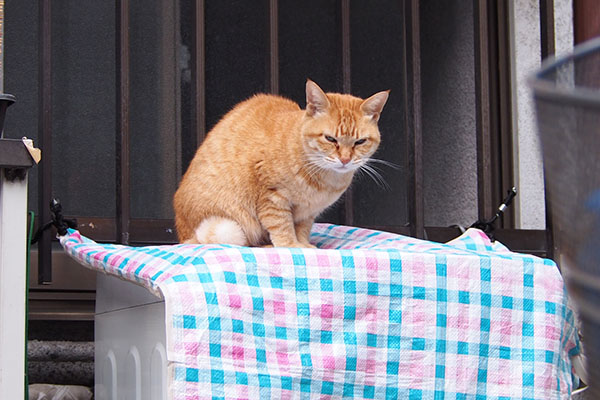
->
[187,216,248,246]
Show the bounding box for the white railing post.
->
[0,172,28,399]
[0,136,37,400]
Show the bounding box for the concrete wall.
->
[510,0,545,229]
[554,0,574,57]
[509,0,572,229]
[421,0,573,230]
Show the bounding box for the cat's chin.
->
[330,166,357,174]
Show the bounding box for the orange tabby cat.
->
[173,80,389,247]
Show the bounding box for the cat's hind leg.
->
[191,216,248,246]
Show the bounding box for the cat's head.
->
[300,79,389,174]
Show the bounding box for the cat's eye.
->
[324,135,337,143]
[354,138,367,145]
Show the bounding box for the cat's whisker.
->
[302,161,321,175]
[363,161,393,181]
[306,155,332,167]
[365,163,385,174]
[304,154,326,165]
[366,158,401,170]
[353,159,368,169]
[302,159,328,180]
[363,169,389,191]
[363,163,386,179]
[304,154,321,163]
[359,164,390,190]
[307,163,325,179]
[303,162,321,174]
[356,167,380,187]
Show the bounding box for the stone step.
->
[28,340,93,362]
[27,340,94,387]
[28,361,94,387]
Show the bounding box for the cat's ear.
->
[305,79,330,117]
[360,90,390,122]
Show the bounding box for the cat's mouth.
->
[327,158,363,173]
[305,155,364,174]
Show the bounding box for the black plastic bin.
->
[531,37,600,397]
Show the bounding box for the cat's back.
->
[174,92,303,242]
[213,94,300,122]
[214,93,300,131]
[241,93,300,113]
[194,93,301,160]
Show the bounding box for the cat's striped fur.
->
[173,80,389,247]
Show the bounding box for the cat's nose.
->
[340,157,352,165]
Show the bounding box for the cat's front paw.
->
[298,240,316,249]
[289,243,316,249]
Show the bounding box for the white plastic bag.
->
[28,384,92,400]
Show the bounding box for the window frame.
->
[31,0,551,288]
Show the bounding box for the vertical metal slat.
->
[38,0,52,284]
[0,0,5,93]
[268,0,279,95]
[539,0,555,59]
[405,0,423,239]
[341,0,351,95]
[473,0,494,222]
[341,0,354,226]
[497,1,515,228]
[192,0,206,147]
[116,0,130,245]
[486,1,514,229]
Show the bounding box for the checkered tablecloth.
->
[60,224,580,399]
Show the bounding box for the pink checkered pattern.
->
[60,224,580,399]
